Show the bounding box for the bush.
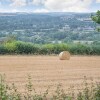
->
[1,41,39,55]
[39,44,69,55]
[0,45,8,54]
[0,41,100,55]
[4,42,17,54]
[69,44,93,55]
[14,41,38,54]
[91,45,100,55]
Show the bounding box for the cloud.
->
[44,0,93,12]
[0,0,99,12]
[10,0,26,7]
[9,0,45,7]
[33,8,49,13]
[0,8,17,12]
[96,0,100,3]
[32,0,45,6]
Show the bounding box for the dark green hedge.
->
[0,41,100,55]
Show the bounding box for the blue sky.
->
[0,0,100,13]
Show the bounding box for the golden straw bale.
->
[59,51,70,60]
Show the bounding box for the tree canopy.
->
[92,10,100,24]
[91,10,100,32]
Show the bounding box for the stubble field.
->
[0,55,100,93]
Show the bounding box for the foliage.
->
[92,10,100,24]
[14,41,38,54]
[5,34,17,43]
[0,41,100,55]
[0,75,100,100]
[0,45,8,54]
[4,42,17,54]
[0,13,100,43]
[91,10,100,32]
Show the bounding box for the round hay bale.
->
[59,51,70,60]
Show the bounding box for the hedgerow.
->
[0,41,100,55]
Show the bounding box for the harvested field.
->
[0,55,100,93]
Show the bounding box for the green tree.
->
[91,10,100,32]
[5,34,17,43]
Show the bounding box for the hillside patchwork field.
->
[0,55,100,93]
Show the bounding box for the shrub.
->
[0,41,100,55]
[91,45,100,55]
[2,41,39,54]
[0,45,8,54]
[40,44,69,54]
[0,75,100,100]
[14,41,38,54]
[4,42,17,54]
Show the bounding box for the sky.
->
[0,0,100,13]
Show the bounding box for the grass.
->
[0,75,100,100]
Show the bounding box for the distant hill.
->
[0,12,99,44]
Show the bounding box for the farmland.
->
[0,55,100,93]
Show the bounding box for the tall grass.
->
[0,75,100,100]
